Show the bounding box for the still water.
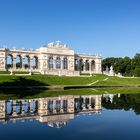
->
[0,93,140,140]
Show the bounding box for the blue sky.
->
[0,0,140,58]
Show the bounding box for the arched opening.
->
[85,60,89,71]
[79,59,84,71]
[74,98,82,111]
[32,56,38,69]
[74,59,78,71]
[16,55,22,69]
[6,101,13,115]
[48,57,53,69]
[63,100,67,112]
[24,55,30,69]
[91,60,96,71]
[56,57,61,69]
[63,57,68,69]
[24,101,30,113]
[91,98,95,108]
[30,100,38,113]
[48,100,53,113]
[56,100,61,113]
[6,54,13,69]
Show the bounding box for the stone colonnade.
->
[5,99,38,117]
[38,96,74,115]
[6,53,38,71]
[0,43,102,75]
[47,55,68,70]
[0,95,102,119]
[75,95,102,112]
[75,57,101,74]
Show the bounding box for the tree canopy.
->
[102,53,140,77]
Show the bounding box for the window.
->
[63,57,68,69]
[56,57,61,69]
[48,57,53,69]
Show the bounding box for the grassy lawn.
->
[0,74,140,86]
[96,76,140,86]
[0,74,106,86]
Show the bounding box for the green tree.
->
[102,53,140,77]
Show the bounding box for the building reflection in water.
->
[0,94,115,128]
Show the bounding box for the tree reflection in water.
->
[102,94,140,115]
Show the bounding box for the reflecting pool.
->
[0,94,140,140]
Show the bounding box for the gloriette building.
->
[0,41,102,76]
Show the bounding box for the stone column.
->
[94,95,102,110]
[83,60,86,72]
[95,63,99,73]
[67,98,74,113]
[89,61,92,75]
[30,58,32,70]
[29,101,33,113]
[22,57,25,70]
[40,54,44,70]
[12,100,17,116]
[61,59,63,70]
[53,100,56,113]
[0,51,7,71]
[0,101,6,118]
[13,57,16,70]
[82,97,86,110]
[95,57,102,74]
[38,99,46,115]
[88,96,92,109]
[60,100,64,113]
[95,58,101,73]
[68,56,74,71]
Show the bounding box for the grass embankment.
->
[0,74,140,86]
[96,76,140,86]
[0,74,106,86]
[0,74,140,100]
